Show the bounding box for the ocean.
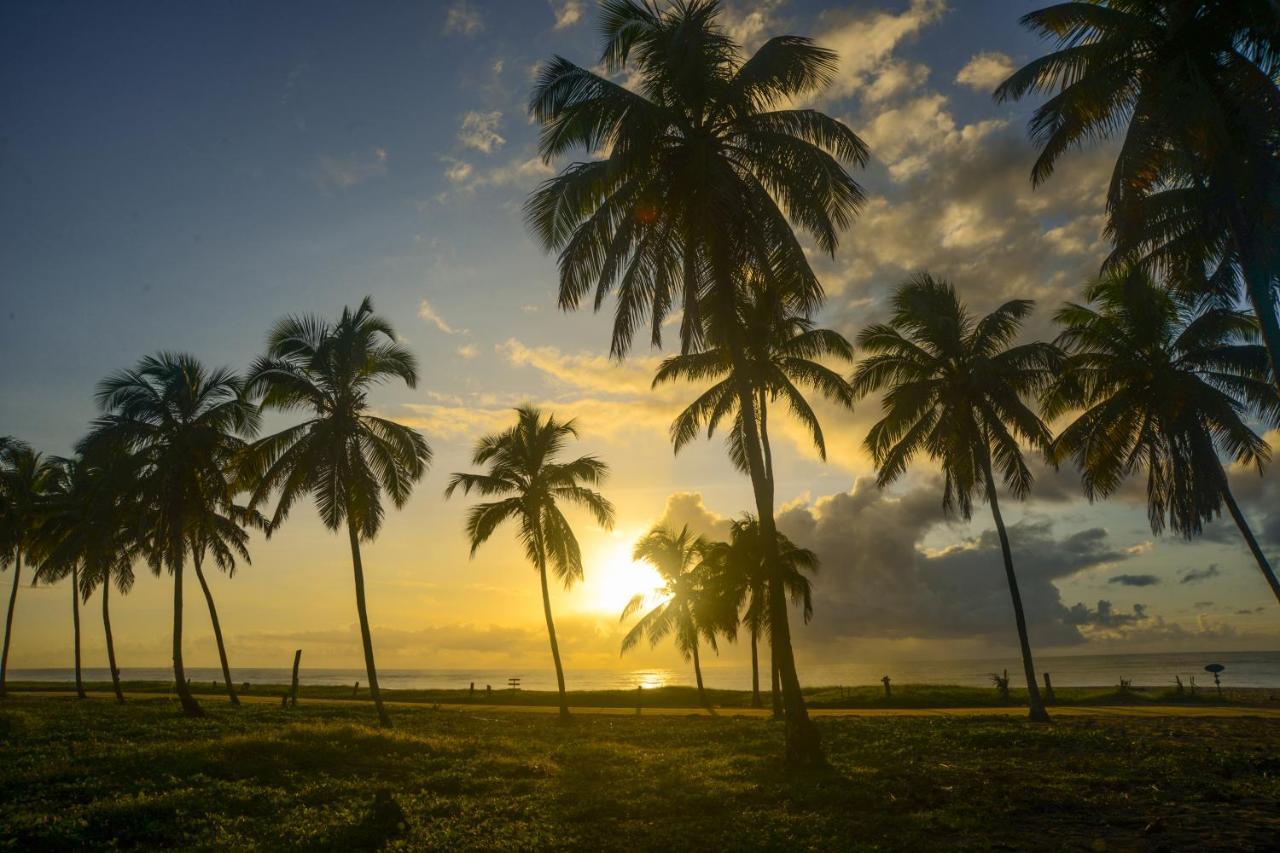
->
[12,649,1280,691]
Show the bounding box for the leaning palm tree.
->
[654,277,856,484]
[526,0,866,762]
[702,515,816,712]
[446,406,614,719]
[83,353,258,717]
[244,297,431,728]
[0,440,55,698]
[995,1,1280,387]
[852,274,1061,723]
[1044,267,1280,603]
[622,525,723,708]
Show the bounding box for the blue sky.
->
[2,1,1277,674]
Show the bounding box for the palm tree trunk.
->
[536,546,570,719]
[72,564,85,699]
[770,644,782,719]
[750,625,761,708]
[691,633,708,708]
[0,549,21,699]
[102,579,124,704]
[346,518,390,727]
[171,555,204,717]
[980,449,1049,723]
[192,553,239,706]
[727,343,822,764]
[1230,206,1280,392]
[1221,480,1280,604]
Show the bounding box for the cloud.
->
[809,0,947,103]
[456,343,478,359]
[721,0,787,51]
[1180,564,1221,585]
[458,110,505,153]
[1065,600,1149,630]
[655,492,733,542]
[1108,574,1161,587]
[443,0,483,36]
[418,298,466,335]
[313,147,388,190]
[442,157,473,184]
[550,0,585,29]
[954,51,1015,92]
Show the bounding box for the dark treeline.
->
[2,1,1278,766]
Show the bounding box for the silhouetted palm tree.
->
[702,515,816,712]
[653,278,856,482]
[852,274,1061,723]
[83,353,257,716]
[0,439,55,699]
[1044,267,1280,603]
[622,525,722,708]
[245,297,430,727]
[447,405,614,719]
[996,1,1280,387]
[527,0,865,762]
[33,456,94,699]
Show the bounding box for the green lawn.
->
[2,695,1278,851]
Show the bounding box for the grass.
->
[2,695,1279,850]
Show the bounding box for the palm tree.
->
[653,277,856,484]
[995,1,1280,387]
[188,500,266,706]
[621,525,725,708]
[244,297,431,728]
[526,0,866,763]
[83,353,259,717]
[702,515,816,712]
[851,274,1061,723]
[446,405,614,719]
[1043,266,1280,603]
[0,440,55,698]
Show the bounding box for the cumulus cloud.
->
[550,0,585,29]
[443,0,483,36]
[1065,600,1148,629]
[442,157,473,184]
[1108,574,1161,587]
[954,51,1016,92]
[808,0,946,103]
[458,110,505,153]
[313,147,388,190]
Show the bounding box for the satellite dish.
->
[1204,663,1225,674]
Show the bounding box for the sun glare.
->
[581,539,667,616]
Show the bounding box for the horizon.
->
[3,0,1278,681]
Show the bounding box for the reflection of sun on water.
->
[580,539,666,615]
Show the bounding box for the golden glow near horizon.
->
[577,535,667,617]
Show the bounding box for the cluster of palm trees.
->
[2,1,1277,767]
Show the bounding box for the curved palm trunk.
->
[770,643,782,719]
[536,549,570,719]
[981,451,1049,723]
[71,565,85,699]
[1230,206,1280,393]
[346,519,390,727]
[192,553,239,706]
[0,550,22,699]
[1221,481,1280,605]
[171,556,204,717]
[729,342,822,764]
[102,579,124,704]
[750,625,761,708]
[685,604,709,709]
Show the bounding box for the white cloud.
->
[810,0,947,103]
[418,298,466,335]
[442,157,473,183]
[550,0,585,29]
[443,0,483,36]
[721,0,787,51]
[458,110,505,153]
[312,147,388,190]
[955,51,1016,92]
[456,343,479,359]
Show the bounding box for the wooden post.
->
[636,684,643,715]
[1042,672,1054,704]
[290,649,302,707]
[881,675,891,699]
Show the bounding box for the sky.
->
[2,0,1278,680]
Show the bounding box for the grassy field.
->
[2,694,1279,851]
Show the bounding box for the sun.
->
[579,539,667,616]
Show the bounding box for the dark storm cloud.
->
[1108,574,1161,587]
[1181,565,1221,585]
[1065,600,1148,630]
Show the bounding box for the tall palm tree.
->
[83,353,258,717]
[995,1,1280,387]
[622,525,725,708]
[1043,267,1280,602]
[702,515,816,712]
[0,440,55,698]
[526,0,866,763]
[446,405,614,719]
[851,274,1061,723]
[32,450,141,705]
[188,501,266,706]
[244,297,430,728]
[653,278,856,484]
